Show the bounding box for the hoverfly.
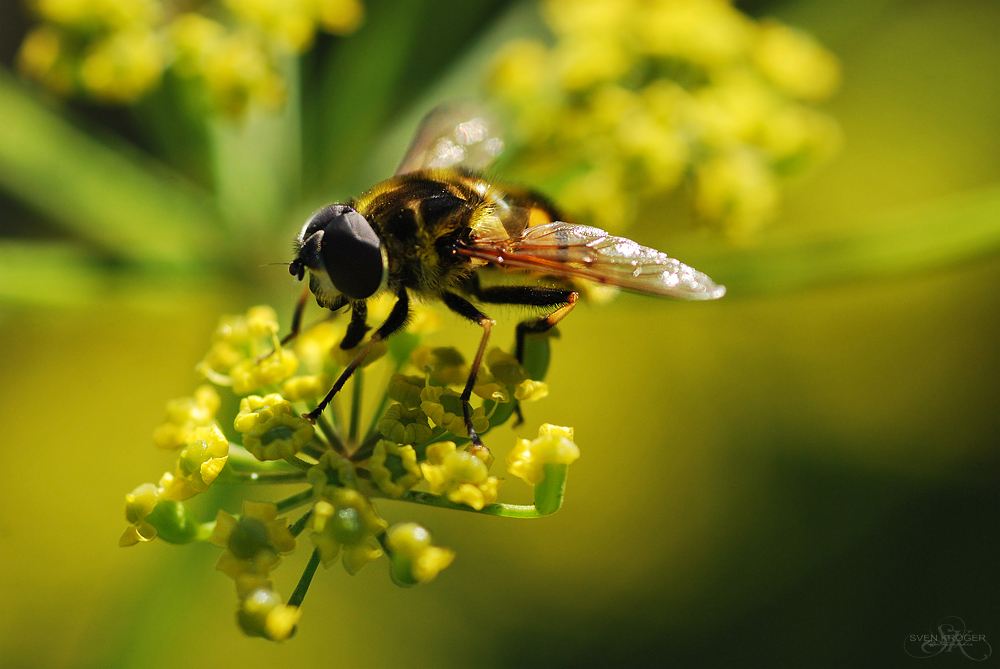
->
[287,103,725,451]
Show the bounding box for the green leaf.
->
[702,184,1000,295]
[0,239,222,307]
[0,69,222,265]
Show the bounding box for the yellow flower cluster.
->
[420,441,500,510]
[17,0,364,115]
[120,302,580,640]
[120,402,231,546]
[489,0,841,237]
[197,305,299,393]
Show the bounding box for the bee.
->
[287,103,725,450]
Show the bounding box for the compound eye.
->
[313,204,386,300]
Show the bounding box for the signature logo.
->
[904,616,992,661]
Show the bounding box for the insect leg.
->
[270,290,350,357]
[305,289,410,423]
[279,284,312,347]
[463,274,578,362]
[259,287,338,363]
[339,301,369,350]
[512,291,578,362]
[441,291,495,457]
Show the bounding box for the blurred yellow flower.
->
[237,588,301,641]
[158,424,231,500]
[489,0,841,236]
[18,0,366,115]
[36,0,161,30]
[386,522,455,587]
[753,20,841,101]
[152,384,220,450]
[16,26,73,94]
[119,482,159,546]
[78,28,164,102]
[281,373,333,402]
[211,501,297,598]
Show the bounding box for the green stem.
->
[396,490,555,518]
[315,414,346,455]
[226,445,300,472]
[275,488,314,514]
[350,431,382,462]
[287,548,322,608]
[283,455,314,470]
[230,471,309,483]
[363,387,392,445]
[289,509,313,538]
[301,443,325,460]
[349,367,364,444]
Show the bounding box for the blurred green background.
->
[0,0,997,667]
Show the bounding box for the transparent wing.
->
[395,102,504,175]
[459,221,726,300]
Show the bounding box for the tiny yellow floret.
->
[158,425,230,501]
[377,404,433,445]
[386,522,456,586]
[211,502,296,598]
[120,482,159,546]
[234,394,313,461]
[237,588,301,641]
[310,487,387,574]
[507,423,580,486]
[367,440,422,498]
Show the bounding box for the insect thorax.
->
[353,171,494,296]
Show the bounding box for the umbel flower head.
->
[119,304,580,639]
